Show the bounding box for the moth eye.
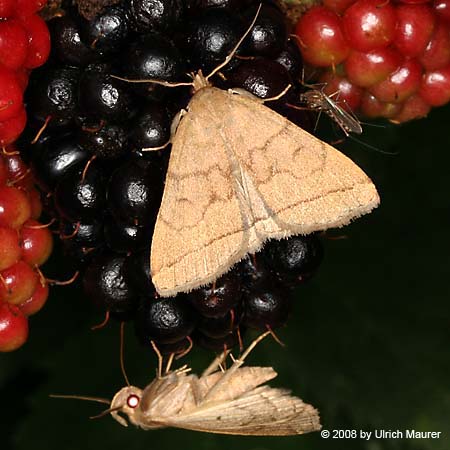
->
[127,394,140,408]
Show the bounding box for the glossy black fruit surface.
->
[129,0,184,33]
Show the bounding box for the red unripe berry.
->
[360,92,403,118]
[4,151,30,184]
[433,0,450,23]
[419,21,450,70]
[13,0,47,18]
[319,70,364,111]
[0,0,15,18]
[419,65,450,105]
[28,189,43,219]
[0,302,28,352]
[369,59,422,102]
[0,20,28,70]
[0,66,23,121]
[295,6,350,67]
[0,261,38,305]
[20,14,50,69]
[342,0,397,52]
[394,4,436,57]
[0,156,7,185]
[15,68,30,91]
[390,94,431,122]
[19,280,49,316]
[20,219,53,266]
[0,227,21,271]
[396,0,432,3]
[323,0,358,15]
[345,47,402,87]
[0,107,27,145]
[0,185,32,228]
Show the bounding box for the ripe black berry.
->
[54,160,106,221]
[188,270,242,318]
[243,284,291,329]
[104,217,152,254]
[124,247,153,295]
[129,0,184,33]
[107,158,162,226]
[79,5,130,55]
[83,252,137,317]
[134,296,198,345]
[198,307,241,339]
[196,328,243,351]
[60,220,104,248]
[78,63,136,120]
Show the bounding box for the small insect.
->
[51,332,321,436]
[298,89,363,137]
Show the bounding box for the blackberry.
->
[21,1,326,354]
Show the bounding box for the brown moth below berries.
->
[51,331,322,436]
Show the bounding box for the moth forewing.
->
[150,86,380,296]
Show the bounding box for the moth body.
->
[109,362,321,436]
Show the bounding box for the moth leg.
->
[206,4,262,81]
[201,349,231,377]
[170,108,187,137]
[165,353,175,375]
[150,340,164,379]
[201,331,271,403]
[227,84,292,103]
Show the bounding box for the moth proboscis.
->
[51,331,321,436]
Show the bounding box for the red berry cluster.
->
[0,149,53,352]
[0,0,50,144]
[295,0,450,123]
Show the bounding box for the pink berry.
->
[323,0,358,14]
[419,65,450,105]
[0,107,27,145]
[20,14,50,69]
[345,47,403,87]
[20,219,53,267]
[0,185,32,229]
[0,19,29,70]
[0,227,21,271]
[433,0,450,23]
[390,94,431,122]
[0,0,15,18]
[295,6,350,67]
[369,59,423,102]
[0,260,38,305]
[0,66,23,122]
[342,0,397,52]
[0,302,28,352]
[419,20,450,70]
[19,280,49,316]
[394,4,436,57]
[319,71,364,111]
[360,91,403,118]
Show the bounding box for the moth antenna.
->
[165,352,175,375]
[175,335,193,360]
[90,404,124,420]
[91,310,110,331]
[266,325,285,347]
[206,3,262,81]
[218,363,225,373]
[150,340,163,378]
[120,322,131,387]
[49,394,110,405]
[111,74,193,88]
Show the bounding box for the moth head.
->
[110,386,143,427]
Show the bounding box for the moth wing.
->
[151,89,257,297]
[164,386,321,436]
[219,91,379,237]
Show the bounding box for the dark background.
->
[1,104,449,450]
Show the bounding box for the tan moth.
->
[116,6,380,297]
[52,332,321,436]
